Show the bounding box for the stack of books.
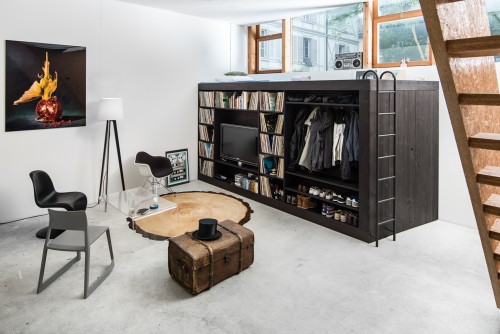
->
[199,91,214,107]
[234,173,258,193]
[199,125,213,141]
[260,134,284,156]
[260,114,284,134]
[199,108,214,125]
[215,92,232,108]
[260,92,284,112]
[198,142,214,159]
[199,159,214,177]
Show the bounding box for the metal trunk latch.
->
[223,252,231,264]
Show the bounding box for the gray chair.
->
[37,209,114,299]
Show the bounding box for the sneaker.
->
[325,191,333,200]
[326,205,334,218]
[319,189,326,198]
[352,197,359,208]
[340,211,348,223]
[337,194,346,204]
[301,197,317,209]
[334,210,341,220]
[322,203,327,216]
[286,195,291,204]
[346,197,352,206]
[312,188,320,196]
[309,186,316,195]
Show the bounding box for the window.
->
[487,0,500,62]
[373,0,431,67]
[302,14,318,24]
[338,44,345,54]
[254,20,285,73]
[303,38,311,60]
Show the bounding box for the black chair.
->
[29,170,87,239]
[135,151,174,194]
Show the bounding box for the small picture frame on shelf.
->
[166,149,190,186]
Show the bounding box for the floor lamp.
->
[98,98,125,210]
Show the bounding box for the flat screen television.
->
[220,123,258,166]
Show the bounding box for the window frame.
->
[372,0,433,68]
[249,20,290,74]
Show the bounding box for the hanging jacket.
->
[341,112,351,180]
[298,107,320,170]
[311,109,333,171]
[288,109,309,171]
[332,123,345,165]
[346,110,360,162]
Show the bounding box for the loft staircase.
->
[420,0,500,307]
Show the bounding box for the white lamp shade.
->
[98,98,124,120]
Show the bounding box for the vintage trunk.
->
[168,220,254,295]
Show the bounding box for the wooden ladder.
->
[420,0,500,307]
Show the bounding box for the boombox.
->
[334,52,363,70]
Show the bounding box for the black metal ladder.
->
[363,70,397,247]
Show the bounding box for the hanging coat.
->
[288,108,309,171]
[311,109,333,171]
[298,107,320,170]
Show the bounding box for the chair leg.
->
[83,230,115,299]
[37,250,81,294]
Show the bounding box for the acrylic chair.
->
[37,209,114,299]
[134,151,174,194]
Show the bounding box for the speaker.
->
[334,52,363,70]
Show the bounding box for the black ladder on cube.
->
[363,70,397,247]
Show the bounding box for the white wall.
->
[230,24,248,73]
[247,65,500,229]
[0,0,232,223]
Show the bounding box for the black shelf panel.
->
[198,122,214,126]
[286,101,359,107]
[260,131,284,136]
[260,111,284,115]
[199,105,214,109]
[285,187,359,212]
[198,139,213,143]
[214,107,259,112]
[259,152,284,158]
[285,170,358,191]
[215,159,259,174]
[198,157,214,161]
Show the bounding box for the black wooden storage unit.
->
[197,80,439,243]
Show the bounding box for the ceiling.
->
[117,0,365,26]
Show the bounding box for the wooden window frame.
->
[372,0,433,68]
[248,19,290,74]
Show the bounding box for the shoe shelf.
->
[260,131,284,136]
[285,101,359,108]
[285,170,358,192]
[285,187,359,212]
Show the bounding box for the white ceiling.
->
[117,0,365,26]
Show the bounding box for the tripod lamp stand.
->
[98,98,125,210]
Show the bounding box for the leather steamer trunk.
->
[168,220,254,295]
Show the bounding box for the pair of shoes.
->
[298,184,308,193]
[287,195,291,204]
[325,205,334,218]
[309,186,320,196]
[325,190,334,200]
[346,196,359,207]
[298,195,316,209]
[291,196,297,205]
[328,192,345,204]
[347,212,359,226]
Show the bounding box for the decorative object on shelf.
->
[5,40,86,131]
[98,98,125,210]
[130,191,252,240]
[166,149,190,186]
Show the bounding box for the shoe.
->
[309,186,316,195]
[287,195,291,204]
[296,195,302,208]
[334,210,341,220]
[346,197,352,206]
[301,197,317,209]
[292,195,297,206]
[304,95,317,103]
[319,189,326,198]
[340,211,348,223]
[322,203,327,216]
[326,205,334,218]
[337,194,346,204]
[312,188,320,196]
[325,191,333,200]
[352,197,359,208]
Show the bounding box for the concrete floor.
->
[1,180,499,334]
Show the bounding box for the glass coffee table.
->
[106,187,177,251]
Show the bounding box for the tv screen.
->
[220,123,258,166]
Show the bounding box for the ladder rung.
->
[447,35,500,58]
[484,194,500,216]
[489,219,500,241]
[459,93,500,106]
[378,155,395,159]
[469,133,500,150]
[378,134,396,137]
[477,166,500,187]
[378,176,396,181]
[494,243,500,261]
[379,112,396,115]
[378,219,395,226]
[378,197,395,203]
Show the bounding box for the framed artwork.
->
[166,149,190,186]
[5,40,86,132]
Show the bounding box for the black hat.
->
[192,218,222,240]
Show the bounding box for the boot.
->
[301,196,317,209]
[297,195,303,208]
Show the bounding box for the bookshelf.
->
[197,80,439,243]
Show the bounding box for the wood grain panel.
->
[447,35,500,58]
